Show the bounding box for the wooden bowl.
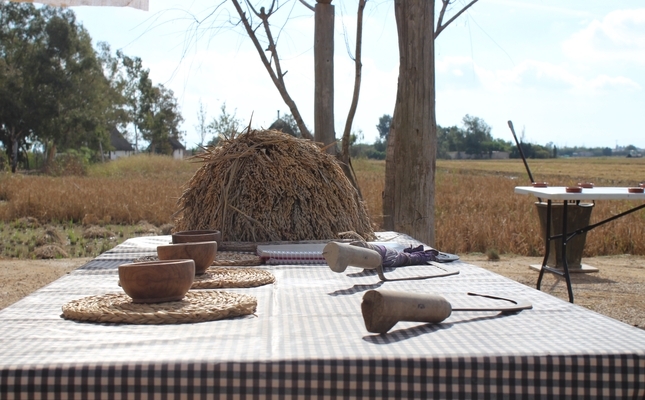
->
[157,241,217,274]
[532,182,548,188]
[172,230,222,244]
[639,182,645,188]
[566,186,582,193]
[577,182,594,189]
[628,187,644,193]
[118,259,195,303]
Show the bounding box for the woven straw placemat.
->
[133,252,262,267]
[211,251,262,266]
[192,267,275,289]
[61,291,257,325]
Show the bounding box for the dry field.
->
[1,154,645,329]
[1,155,644,258]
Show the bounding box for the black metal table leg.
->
[561,200,574,303]
[535,199,575,303]
[536,200,551,291]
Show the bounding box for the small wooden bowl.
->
[157,241,217,274]
[172,230,222,244]
[566,186,582,193]
[628,187,644,193]
[639,182,645,188]
[532,182,548,188]
[577,182,594,189]
[118,259,195,303]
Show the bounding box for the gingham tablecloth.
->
[1,233,644,399]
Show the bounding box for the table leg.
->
[535,200,575,303]
[536,200,551,291]
[561,201,575,303]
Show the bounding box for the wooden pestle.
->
[361,289,452,334]
[361,289,533,334]
[323,242,382,273]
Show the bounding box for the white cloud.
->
[563,9,645,64]
[587,75,641,91]
[462,59,640,95]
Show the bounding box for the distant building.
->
[107,127,134,160]
[168,137,186,159]
[446,151,509,160]
[269,118,298,137]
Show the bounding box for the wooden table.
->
[1,233,645,398]
[515,186,645,303]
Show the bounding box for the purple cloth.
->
[350,242,439,268]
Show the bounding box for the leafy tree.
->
[116,50,149,151]
[96,42,131,142]
[280,112,302,138]
[207,102,242,146]
[142,84,184,155]
[0,2,40,172]
[462,114,493,157]
[376,114,392,142]
[0,3,112,171]
[195,99,208,147]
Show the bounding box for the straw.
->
[192,267,275,289]
[61,291,257,324]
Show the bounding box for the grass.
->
[1,153,644,259]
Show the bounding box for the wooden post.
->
[314,0,335,154]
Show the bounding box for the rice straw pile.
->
[174,129,375,242]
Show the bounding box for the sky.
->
[62,0,645,150]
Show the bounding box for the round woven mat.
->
[61,291,257,325]
[192,267,275,289]
[212,251,262,266]
[133,252,262,267]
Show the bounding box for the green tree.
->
[281,112,302,138]
[462,114,493,158]
[195,99,208,147]
[0,3,113,171]
[142,84,184,155]
[116,50,149,152]
[376,114,392,142]
[0,2,40,172]
[207,102,242,146]
[96,42,131,142]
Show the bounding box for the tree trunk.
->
[314,1,335,153]
[382,111,396,230]
[389,0,436,246]
[9,127,19,174]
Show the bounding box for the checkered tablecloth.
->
[1,233,644,399]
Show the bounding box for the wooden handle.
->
[361,289,452,334]
[323,242,382,273]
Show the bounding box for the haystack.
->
[174,129,375,242]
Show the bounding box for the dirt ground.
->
[1,255,644,329]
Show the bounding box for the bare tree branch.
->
[258,6,285,85]
[298,0,315,12]
[436,0,449,32]
[435,0,479,39]
[341,0,366,159]
[230,0,313,140]
[336,0,367,198]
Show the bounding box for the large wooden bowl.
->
[172,230,222,244]
[118,259,195,303]
[157,241,218,274]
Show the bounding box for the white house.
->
[108,127,135,160]
[168,137,186,159]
